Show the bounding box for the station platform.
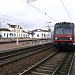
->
[0,40,52,52]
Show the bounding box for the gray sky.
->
[0,0,75,31]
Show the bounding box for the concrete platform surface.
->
[0,40,52,52]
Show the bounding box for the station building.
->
[0,24,53,39]
[0,23,28,39]
[29,29,53,39]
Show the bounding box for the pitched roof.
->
[31,29,48,32]
[7,23,17,28]
[7,23,23,29]
[22,30,27,33]
[0,28,11,31]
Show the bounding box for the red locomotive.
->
[53,22,75,49]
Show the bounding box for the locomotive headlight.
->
[55,37,57,39]
[70,38,72,40]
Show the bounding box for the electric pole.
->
[46,22,51,39]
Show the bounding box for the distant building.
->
[29,29,52,39]
[0,23,28,39]
[0,23,53,39]
[0,28,13,38]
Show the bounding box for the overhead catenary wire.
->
[60,0,72,22]
[22,0,57,22]
[0,13,40,30]
[0,14,29,26]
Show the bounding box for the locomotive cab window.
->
[55,27,72,34]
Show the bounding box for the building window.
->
[44,34,46,38]
[15,34,16,36]
[18,25,19,28]
[7,33,8,38]
[26,34,27,37]
[42,34,43,38]
[10,33,13,36]
[19,34,20,36]
[23,34,25,37]
[0,35,2,38]
[37,34,39,37]
[21,34,22,37]
[4,33,5,36]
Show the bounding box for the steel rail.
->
[0,44,53,66]
[0,44,49,60]
[67,52,75,75]
[52,51,74,75]
[0,43,52,59]
[18,51,72,75]
[52,52,70,75]
[18,51,58,75]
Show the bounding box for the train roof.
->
[56,22,74,25]
[54,22,74,28]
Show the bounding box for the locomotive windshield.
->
[54,22,74,35]
[55,27,72,34]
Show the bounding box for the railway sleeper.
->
[38,67,55,72]
[44,62,59,65]
[31,71,50,75]
[56,72,67,75]
[33,67,56,73]
[39,66,56,69]
[36,68,51,72]
[54,53,73,75]
[35,69,52,73]
[42,64,57,67]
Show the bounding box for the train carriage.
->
[53,22,75,48]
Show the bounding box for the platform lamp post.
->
[46,22,51,39]
[12,25,16,40]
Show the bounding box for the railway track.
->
[19,51,74,75]
[0,43,53,66]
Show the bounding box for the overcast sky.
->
[0,0,75,31]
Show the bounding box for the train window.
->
[65,28,72,34]
[55,28,63,34]
[55,27,72,34]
